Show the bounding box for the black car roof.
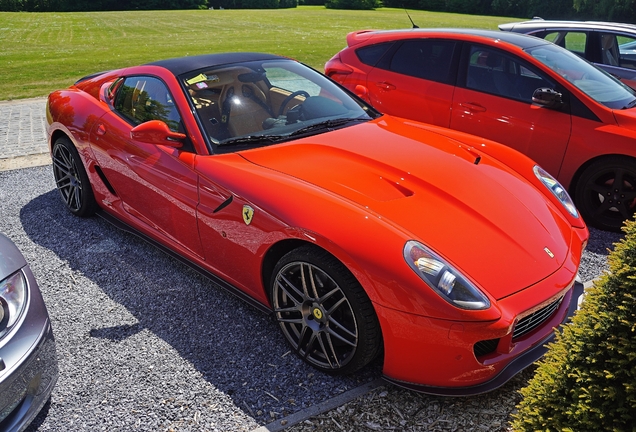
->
[146,52,286,76]
[369,28,550,49]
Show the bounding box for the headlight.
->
[404,241,490,310]
[0,270,28,339]
[534,165,579,218]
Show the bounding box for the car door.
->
[90,75,204,258]
[449,44,572,176]
[365,39,459,128]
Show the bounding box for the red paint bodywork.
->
[325,29,636,196]
[47,55,588,394]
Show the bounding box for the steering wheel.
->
[279,90,310,117]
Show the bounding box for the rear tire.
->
[52,137,97,217]
[270,245,381,375]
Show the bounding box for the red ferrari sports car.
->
[325,28,636,232]
[47,53,588,395]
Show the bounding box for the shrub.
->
[511,218,636,431]
[325,0,381,10]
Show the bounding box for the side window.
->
[387,39,457,84]
[616,34,636,69]
[600,33,621,66]
[356,42,393,67]
[465,46,555,103]
[114,76,181,132]
[543,31,588,58]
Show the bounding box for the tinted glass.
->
[526,43,636,109]
[356,42,393,66]
[114,76,181,132]
[388,39,456,84]
[465,46,554,103]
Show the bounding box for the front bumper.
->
[0,267,58,431]
[381,280,583,396]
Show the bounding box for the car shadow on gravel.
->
[20,188,383,427]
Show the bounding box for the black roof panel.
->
[146,52,286,76]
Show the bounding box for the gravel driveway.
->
[0,164,623,431]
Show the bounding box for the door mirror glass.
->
[532,88,563,108]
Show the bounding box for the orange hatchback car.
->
[326,29,636,231]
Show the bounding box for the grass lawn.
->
[0,6,522,100]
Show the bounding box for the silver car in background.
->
[500,18,636,89]
[0,233,57,431]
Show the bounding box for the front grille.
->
[473,338,500,357]
[513,295,563,340]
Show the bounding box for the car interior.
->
[186,66,308,141]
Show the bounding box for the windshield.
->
[182,59,377,151]
[526,43,636,109]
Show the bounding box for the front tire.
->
[574,157,636,232]
[52,137,97,217]
[270,246,381,375]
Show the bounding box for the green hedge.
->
[325,0,381,9]
[511,219,636,431]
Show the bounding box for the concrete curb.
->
[250,378,386,432]
[0,153,51,172]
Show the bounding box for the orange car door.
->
[90,76,204,258]
[450,44,572,176]
[366,39,459,128]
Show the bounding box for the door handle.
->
[376,81,396,91]
[459,102,486,112]
[96,124,106,136]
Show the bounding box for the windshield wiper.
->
[218,134,286,146]
[623,98,636,109]
[289,118,369,137]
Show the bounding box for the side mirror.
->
[130,120,185,148]
[532,88,564,109]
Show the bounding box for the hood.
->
[241,118,573,299]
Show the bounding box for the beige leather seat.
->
[219,70,274,137]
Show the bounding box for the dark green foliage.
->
[0,0,301,9]
[239,0,279,8]
[378,0,636,22]
[279,0,298,7]
[210,0,297,8]
[0,0,209,10]
[511,218,636,431]
[573,0,636,21]
[325,0,380,9]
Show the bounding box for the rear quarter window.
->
[355,42,393,66]
[387,39,457,84]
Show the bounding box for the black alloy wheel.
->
[52,137,97,217]
[575,157,636,232]
[270,246,381,375]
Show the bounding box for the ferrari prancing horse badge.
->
[243,205,254,225]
